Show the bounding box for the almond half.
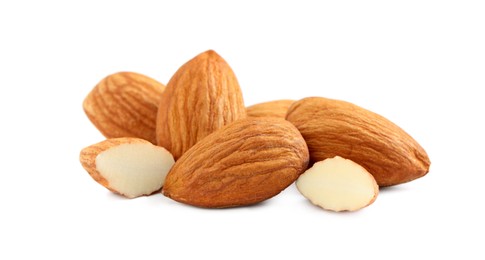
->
[296,156,379,212]
[79,138,175,198]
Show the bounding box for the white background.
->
[1,1,484,259]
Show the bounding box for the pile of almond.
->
[80,50,430,212]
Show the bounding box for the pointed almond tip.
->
[198,49,222,60]
[188,50,223,64]
[204,49,218,55]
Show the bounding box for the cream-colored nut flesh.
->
[296,156,379,212]
[78,138,176,198]
[96,143,174,198]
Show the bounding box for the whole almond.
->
[162,118,310,208]
[83,72,165,144]
[156,50,246,160]
[246,99,294,118]
[286,97,430,186]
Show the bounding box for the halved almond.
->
[296,156,378,212]
[80,138,175,198]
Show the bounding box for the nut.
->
[286,97,430,186]
[156,50,246,160]
[296,156,379,212]
[79,138,174,198]
[162,118,309,208]
[246,99,294,118]
[83,72,165,144]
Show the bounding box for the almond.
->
[83,72,165,144]
[162,118,309,208]
[79,138,175,198]
[246,99,294,118]
[286,97,430,186]
[296,156,379,212]
[156,50,246,160]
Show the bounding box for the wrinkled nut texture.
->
[286,97,430,186]
[156,50,246,160]
[246,99,294,118]
[296,156,379,212]
[83,72,165,144]
[80,138,175,198]
[162,118,310,208]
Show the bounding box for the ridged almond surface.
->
[80,138,174,198]
[83,72,165,144]
[286,97,430,186]
[246,99,294,118]
[156,50,246,160]
[162,118,310,208]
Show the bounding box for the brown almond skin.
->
[83,72,165,144]
[286,97,430,186]
[246,99,294,118]
[156,50,246,160]
[162,118,310,208]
